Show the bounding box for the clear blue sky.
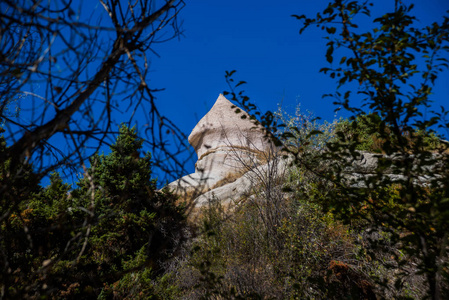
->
[142,0,449,179]
[149,0,449,128]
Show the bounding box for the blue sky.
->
[149,0,449,130]
[140,0,449,178]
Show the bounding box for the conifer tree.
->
[1,125,185,299]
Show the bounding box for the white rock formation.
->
[193,157,289,207]
[168,94,275,202]
[168,94,445,208]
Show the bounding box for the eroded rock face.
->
[168,95,443,207]
[189,94,272,161]
[168,94,275,199]
[168,94,444,208]
[189,94,274,177]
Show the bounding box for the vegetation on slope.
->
[1,125,185,299]
[1,0,449,299]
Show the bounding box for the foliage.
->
[159,140,374,299]
[2,0,449,299]
[274,102,340,153]
[0,0,190,216]
[164,179,383,299]
[292,1,449,299]
[1,0,191,295]
[334,113,444,153]
[0,125,185,299]
[216,1,449,298]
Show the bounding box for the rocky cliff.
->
[167,94,276,205]
[168,94,444,207]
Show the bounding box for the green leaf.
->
[235,81,247,87]
[306,130,323,138]
[291,14,306,20]
[326,42,334,63]
[326,27,336,34]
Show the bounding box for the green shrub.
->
[1,125,186,299]
[334,113,443,153]
[165,182,376,299]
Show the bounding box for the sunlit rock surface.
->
[167,94,275,204]
[167,94,444,207]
